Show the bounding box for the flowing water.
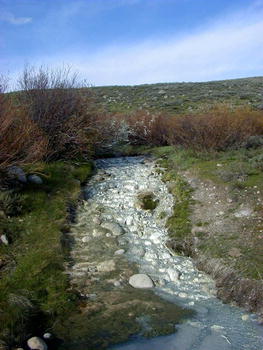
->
[75,156,263,350]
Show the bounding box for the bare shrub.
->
[167,105,263,150]
[17,65,93,160]
[126,105,263,151]
[126,110,168,146]
[0,77,47,170]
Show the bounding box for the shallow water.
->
[83,156,263,350]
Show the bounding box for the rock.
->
[114,280,121,287]
[129,273,154,289]
[92,227,107,237]
[211,325,225,333]
[0,234,9,245]
[92,216,101,225]
[114,249,125,255]
[101,222,124,236]
[43,333,52,340]
[129,246,145,257]
[27,337,47,350]
[178,292,188,298]
[228,247,242,258]
[86,293,97,300]
[241,314,249,321]
[0,210,6,219]
[167,268,180,282]
[81,236,90,243]
[234,207,253,218]
[125,216,133,226]
[27,174,43,185]
[7,166,27,183]
[97,259,116,272]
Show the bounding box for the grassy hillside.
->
[89,76,263,114]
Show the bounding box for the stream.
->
[70,156,263,350]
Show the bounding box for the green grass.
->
[88,77,263,114]
[137,192,159,211]
[0,161,93,346]
[150,145,263,279]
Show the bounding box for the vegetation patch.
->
[150,145,263,315]
[137,192,159,211]
[0,161,93,348]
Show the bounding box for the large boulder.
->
[27,337,47,350]
[129,274,154,289]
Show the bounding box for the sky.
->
[1,0,263,87]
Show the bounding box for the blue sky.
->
[1,0,263,86]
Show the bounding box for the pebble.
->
[43,333,52,339]
[178,292,188,298]
[241,314,249,321]
[114,249,125,255]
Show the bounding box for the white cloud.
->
[62,11,263,85]
[0,11,32,25]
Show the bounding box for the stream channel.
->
[69,156,263,350]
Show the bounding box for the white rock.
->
[167,268,180,282]
[178,292,188,298]
[129,246,145,257]
[27,337,47,350]
[234,208,253,218]
[242,314,249,321]
[92,227,106,237]
[114,249,125,255]
[81,236,90,243]
[92,216,101,225]
[0,234,9,245]
[43,333,52,339]
[125,216,133,226]
[211,325,225,333]
[97,260,116,272]
[101,222,124,236]
[129,273,154,289]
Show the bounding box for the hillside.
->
[90,76,263,114]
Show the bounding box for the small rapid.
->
[79,156,263,350]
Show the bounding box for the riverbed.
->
[68,156,263,350]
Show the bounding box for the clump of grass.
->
[0,161,93,347]
[137,192,159,211]
[165,175,192,241]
